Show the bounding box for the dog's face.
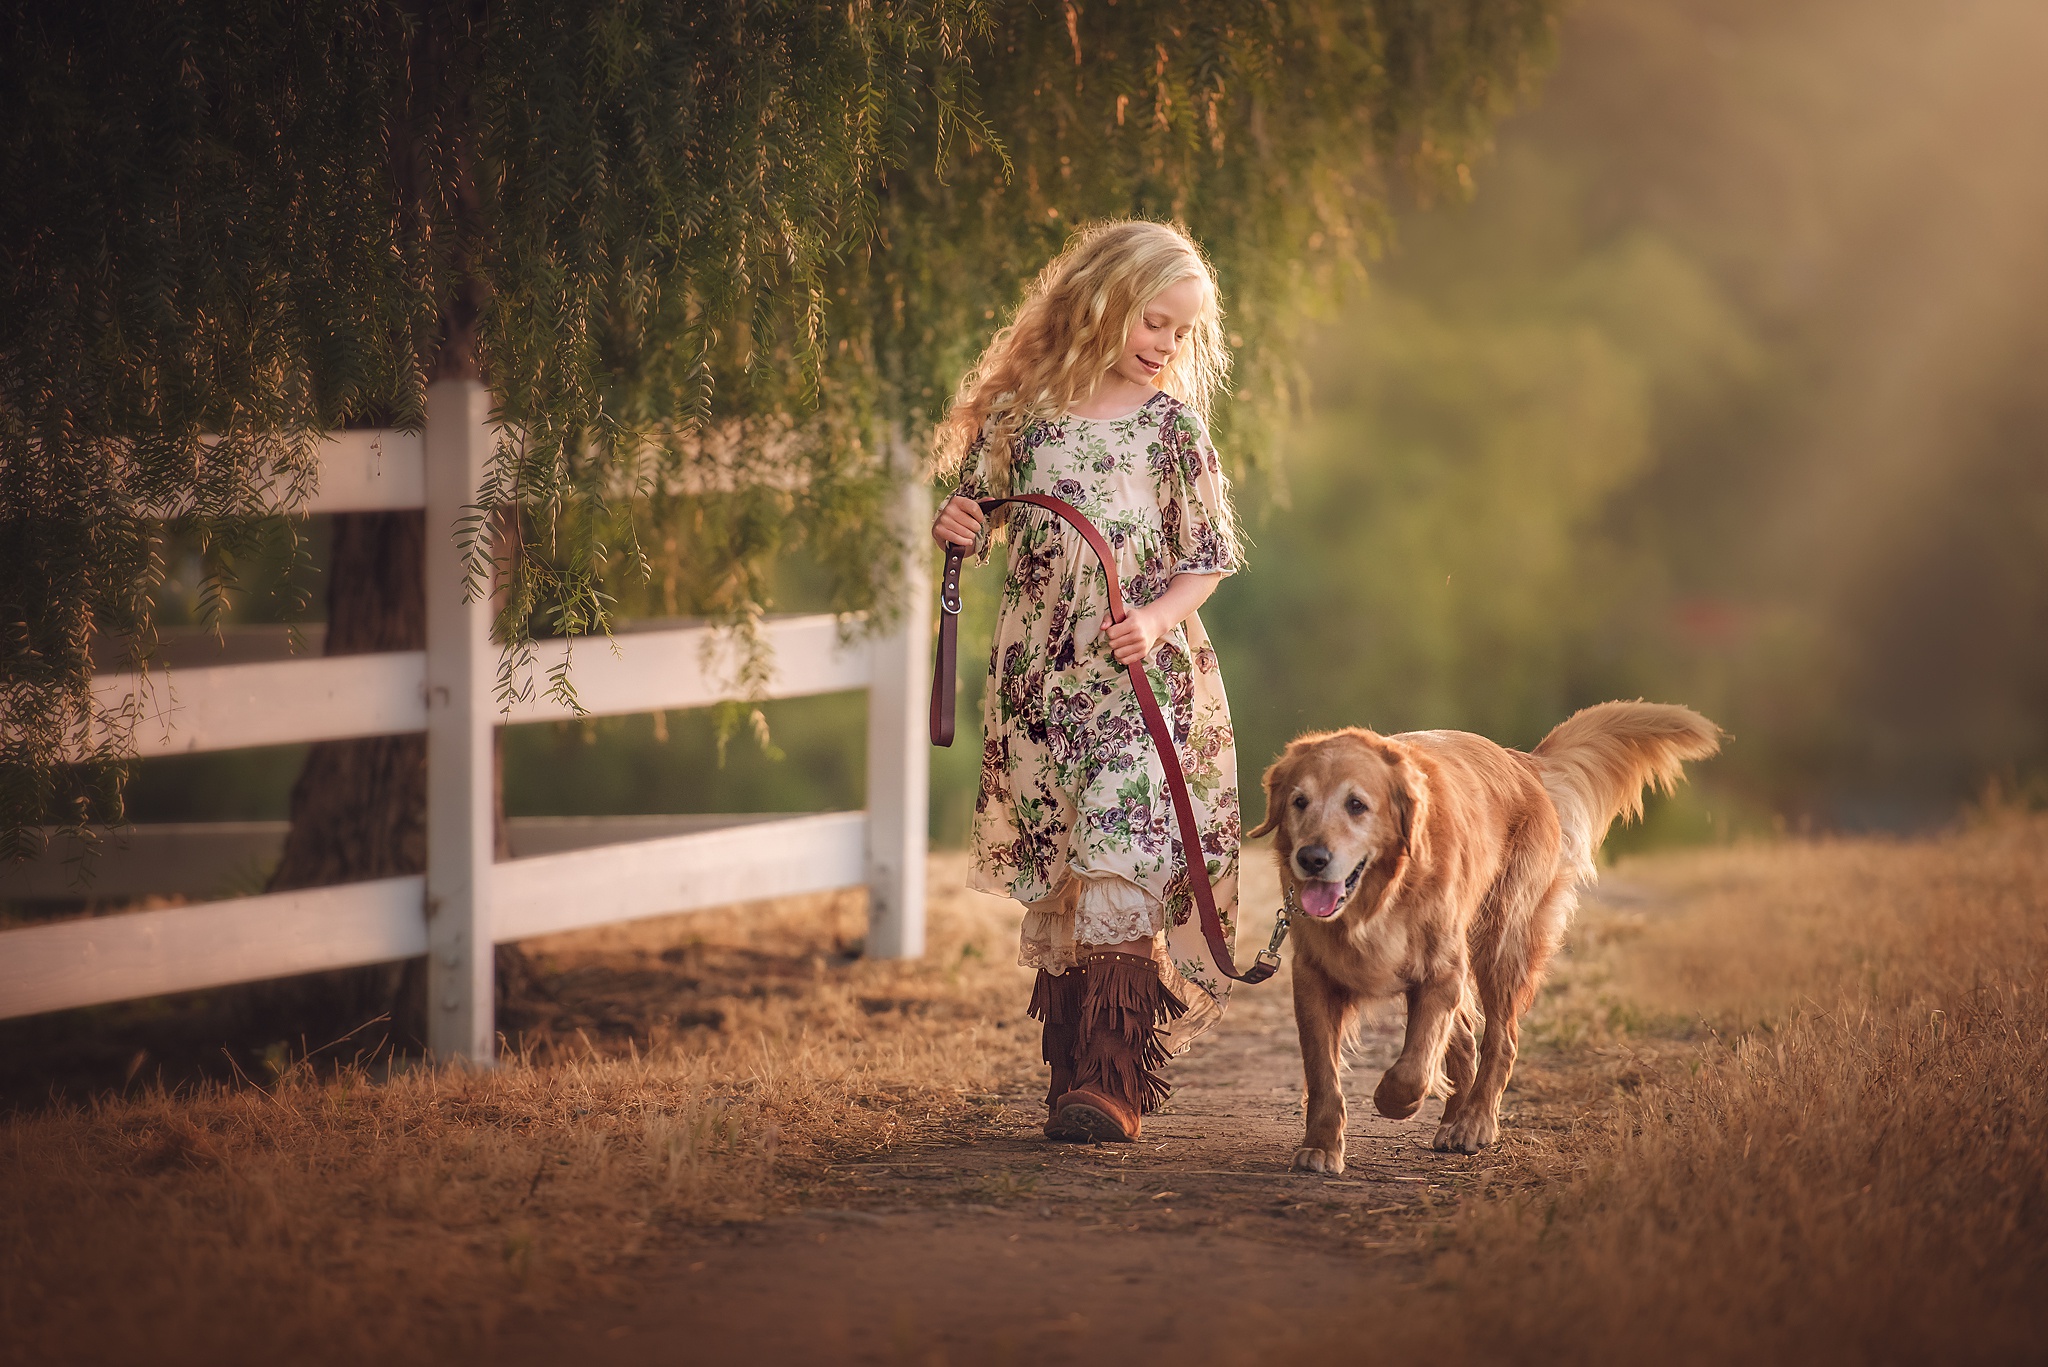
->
[1247,730,1428,921]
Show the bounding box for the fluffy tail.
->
[1532,701,1722,884]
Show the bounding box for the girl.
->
[931,219,1244,1144]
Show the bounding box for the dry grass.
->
[0,854,1037,1367]
[1331,811,2048,1366]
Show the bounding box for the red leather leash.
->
[931,493,1280,986]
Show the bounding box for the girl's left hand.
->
[1104,605,1166,667]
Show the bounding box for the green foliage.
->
[1218,0,2048,838]
[1,0,1560,854]
[1205,223,1768,836]
[1,1,413,854]
[1213,223,1764,762]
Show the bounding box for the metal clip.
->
[1255,897,1293,971]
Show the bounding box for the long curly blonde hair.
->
[934,219,1230,492]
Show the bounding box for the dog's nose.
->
[1296,844,1332,877]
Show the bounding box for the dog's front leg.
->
[1375,968,1463,1120]
[1291,958,1357,1175]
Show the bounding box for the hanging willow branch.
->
[0,0,1558,856]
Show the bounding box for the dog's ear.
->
[1246,752,1293,838]
[1388,746,1431,867]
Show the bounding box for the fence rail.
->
[93,652,426,755]
[0,380,930,1051]
[0,877,428,1021]
[491,810,869,942]
[91,613,873,757]
[304,429,426,513]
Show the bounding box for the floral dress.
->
[960,390,1244,1049]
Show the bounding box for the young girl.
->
[931,219,1244,1144]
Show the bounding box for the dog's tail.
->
[1532,701,1722,884]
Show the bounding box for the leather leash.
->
[931,493,1283,986]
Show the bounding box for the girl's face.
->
[1109,275,1208,391]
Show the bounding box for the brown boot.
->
[1045,951,1186,1143]
[1027,964,1088,1136]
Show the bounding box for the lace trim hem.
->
[1017,870,1166,973]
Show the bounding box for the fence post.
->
[864,463,930,959]
[423,379,496,1062]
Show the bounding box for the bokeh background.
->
[124,0,2048,855]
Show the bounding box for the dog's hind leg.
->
[1442,880,1567,1154]
[1439,967,1518,1154]
[1291,958,1357,1175]
[1432,992,1481,1147]
[1437,841,1573,1153]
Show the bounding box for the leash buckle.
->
[940,542,966,615]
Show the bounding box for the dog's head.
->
[1246,729,1430,922]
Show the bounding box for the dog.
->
[1248,701,1721,1168]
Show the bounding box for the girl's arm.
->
[1105,572,1222,667]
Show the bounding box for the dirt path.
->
[503,861,1491,1367]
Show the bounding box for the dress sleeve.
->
[955,427,992,500]
[1160,405,1242,578]
[953,426,1000,562]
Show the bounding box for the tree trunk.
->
[275,511,429,886]
[258,512,432,1047]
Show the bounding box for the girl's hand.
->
[1101,573,1221,668]
[932,495,985,549]
[1105,604,1166,667]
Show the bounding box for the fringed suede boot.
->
[1045,951,1187,1143]
[1026,964,1088,1135]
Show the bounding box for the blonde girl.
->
[931,219,1245,1143]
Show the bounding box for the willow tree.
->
[2,1,1555,1008]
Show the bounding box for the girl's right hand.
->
[932,495,986,549]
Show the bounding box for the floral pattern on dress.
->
[961,390,1244,1019]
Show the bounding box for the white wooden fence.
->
[0,379,931,1060]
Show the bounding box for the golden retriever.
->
[1248,701,1721,1168]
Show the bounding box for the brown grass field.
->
[4,812,2045,1366]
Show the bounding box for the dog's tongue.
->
[1298,879,1345,919]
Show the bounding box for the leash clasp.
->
[1255,896,1293,972]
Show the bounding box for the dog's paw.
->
[1373,1068,1427,1121]
[1291,1145,1345,1175]
[1433,1112,1497,1154]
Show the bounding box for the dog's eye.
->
[1346,795,1369,816]
[1292,793,1309,810]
